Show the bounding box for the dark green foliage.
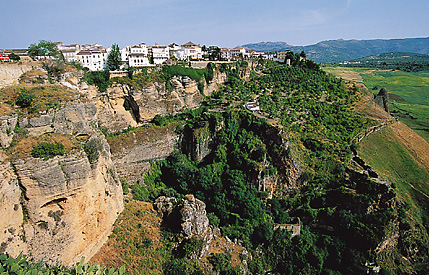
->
[131,183,149,202]
[0,253,128,275]
[85,69,111,92]
[31,142,65,159]
[27,40,62,60]
[16,91,36,108]
[179,236,205,258]
[106,43,122,71]
[8,52,20,61]
[120,179,129,195]
[83,139,102,164]
[162,65,207,83]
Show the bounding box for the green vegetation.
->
[325,66,429,142]
[358,126,429,274]
[0,84,76,116]
[107,44,122,71]
[16,91,36,108]
[83,139,102,164]
[31,142,65,159]
[8,52,20,61]
[338,52,429,72]
[101,57,418,273]
[0,254,127,275]
[85,69,111,92]
[27,40,62,60]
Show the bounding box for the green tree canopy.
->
[28,40,61,60]
[106,43,122,71]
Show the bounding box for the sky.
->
[1,0,428,49]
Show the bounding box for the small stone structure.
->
[273,218,301,237]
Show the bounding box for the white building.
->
[76,49,108,71]
[150,45,169,65]
[221,48,231,60]
[180,41,202,60]
[127,43,150,67]
[56,42,80,62]
[230,48,246,57]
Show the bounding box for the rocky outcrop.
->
[155,194,248,265]
[94,75,205,133]
[0,152,27,256]
[13,148,123,266]
[0,100,124,266]
[0,114,18,147]
[22,102,98,137]
[179,195,210,238]
[374,88,389,113]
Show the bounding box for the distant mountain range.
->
[238,37,429,63]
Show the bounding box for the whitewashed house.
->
[230,48,246,57]
[181,41,202,60]
[56,42,80,62]
[127,43,150,67]
[221,48,231,60]
[76,48,107,71]
[150,45,169,64]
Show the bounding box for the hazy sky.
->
[2,0,428,49]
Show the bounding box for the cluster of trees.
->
[336,52,429,72]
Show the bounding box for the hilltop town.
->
[0,41,284,71]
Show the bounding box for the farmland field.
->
[324,67,429,142]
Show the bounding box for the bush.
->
[85,69,111,92]
[83,139,102,164]
[16,91,36,108]
[31,142,65,159]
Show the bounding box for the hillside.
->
[1,56,428,274]
[240,37,429,63]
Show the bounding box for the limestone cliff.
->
[0,101,124,266]
[0,63,34,88]
[109,125,180,184]
[13,148,123,266]
[93,70,226,133]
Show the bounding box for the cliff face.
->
[95,75,205,133]
[109,125,180,184]
[13,149,123,266]
[94,70,226,133]
[0,64,34,88]
[0,100,124,266]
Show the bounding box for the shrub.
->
[83,139,102,164]
[85,69,111,92]
[31,142,65,159]
[16,91,36,108]
[120,178,129,195]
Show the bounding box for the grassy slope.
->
[324,67,429,142]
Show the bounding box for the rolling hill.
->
[239,37,429,64]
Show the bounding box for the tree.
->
[106,43,122,71]
[28,40,61,60]
[8,52,20,61]
[208,46,221,61]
